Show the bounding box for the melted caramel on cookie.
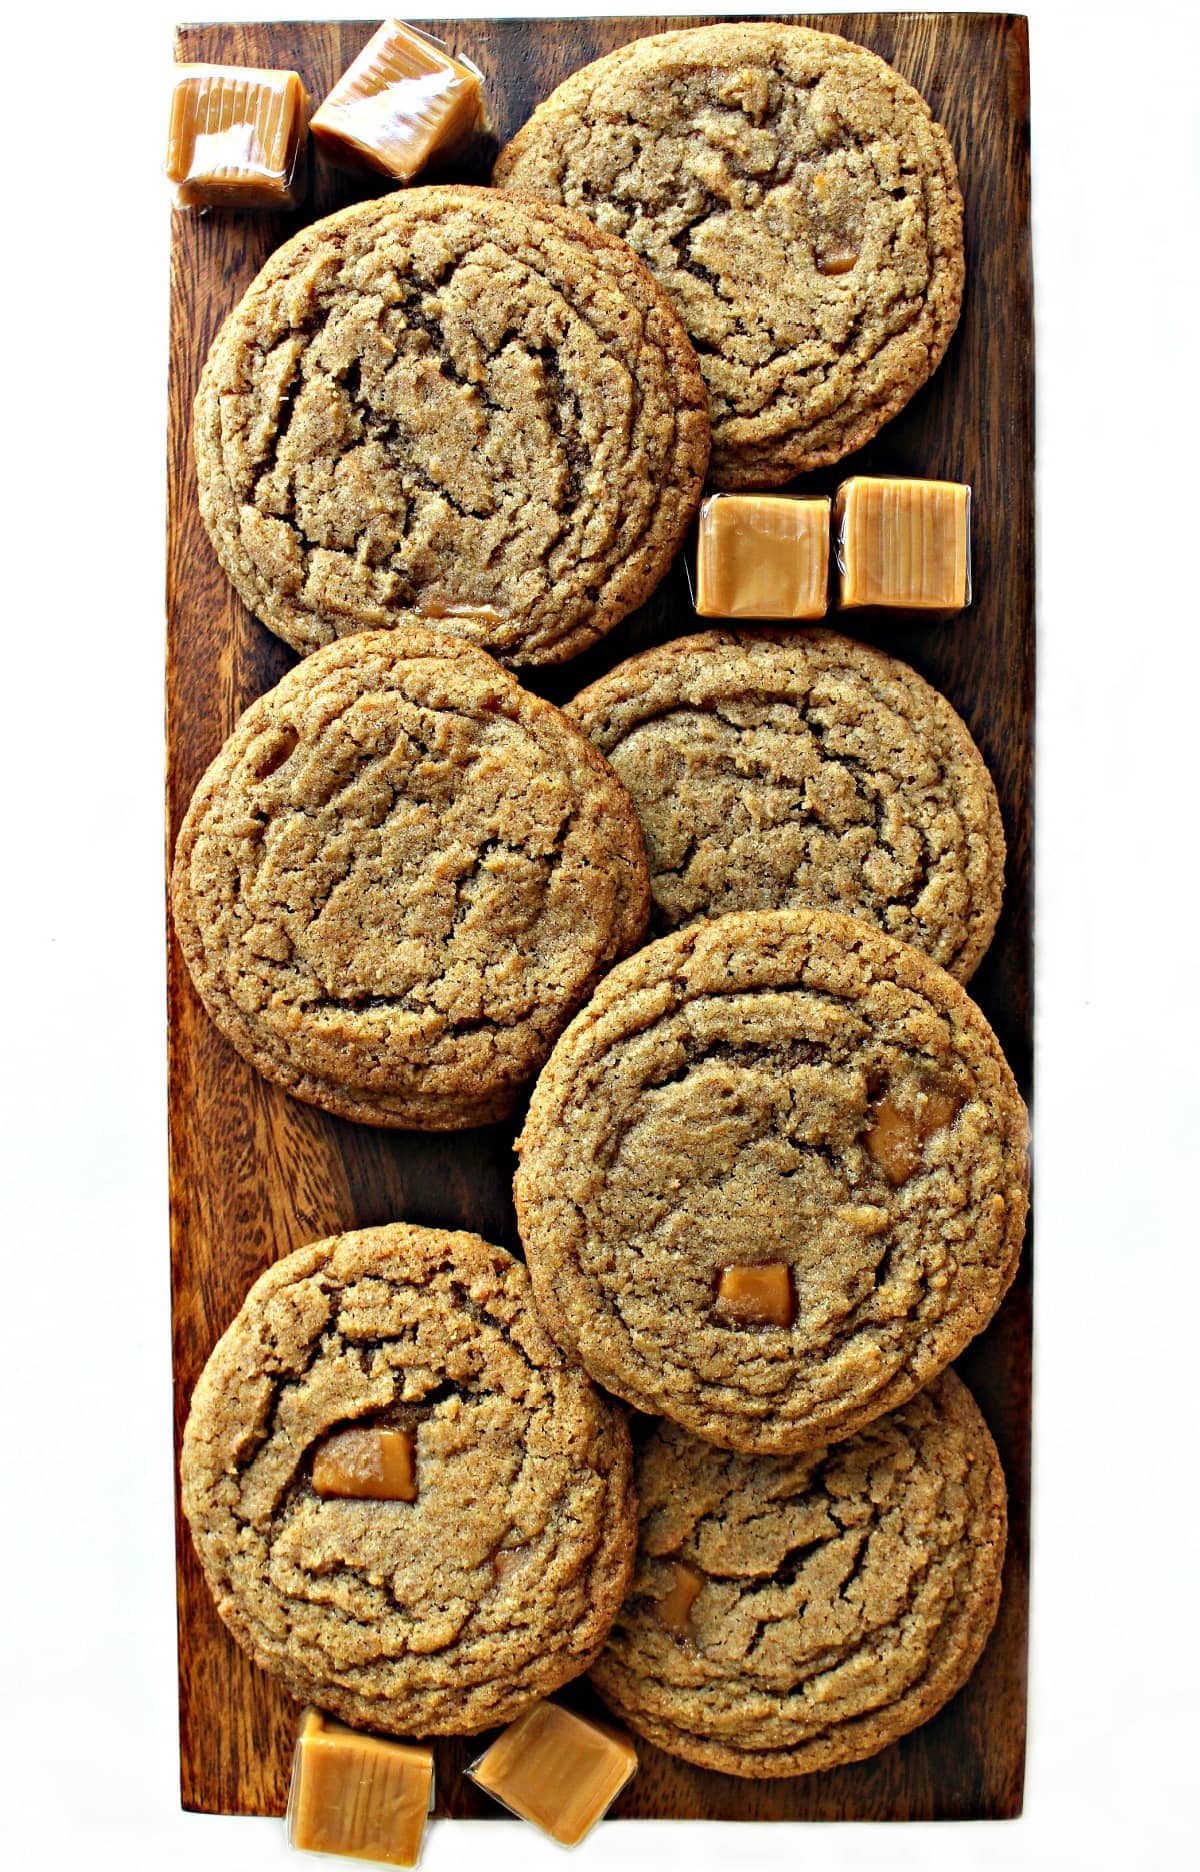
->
[866,1087,963,1186]
[658,1560,704,1635]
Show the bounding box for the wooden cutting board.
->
[167,13,1033,1825]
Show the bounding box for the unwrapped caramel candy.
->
[311,22,487,180]
[311,1426,417,1501]
[835,477,972,611]
[715,1262,795,1328]
[467,1702,638,1846]
[166,65,309,210]
[288,1708,434,1866]
[695,494,830,619]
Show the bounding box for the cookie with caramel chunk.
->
[181,1225,636,1735]
[494,25,963,486]
[515,909,1028,1454]
[193,184,708,664]
[170,629,649,1129]
[568,629,1005,983]
[591,1372,1005,1775]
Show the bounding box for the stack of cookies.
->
[174,21,1028,1822]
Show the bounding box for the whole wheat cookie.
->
[591,1371,1005,1777]
[493,25,964,486]
[171,629,650,1129]
[514,909,1028,1454]
[181,1224,637,1736]
[194,185,709,665]
[567,629,1004,982]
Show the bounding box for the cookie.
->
[170,629,650,1129]
[514,909,1028,1453]
[567,629,1004,982]
[493,25,964,486]
[194,185,709,665]
[181,1224,637,1736]
[590,1371,1005,1777]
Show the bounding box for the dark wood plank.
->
[167,13,1032,1825]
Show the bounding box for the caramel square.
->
[695,494,830,620]
[715,1262,795,1328]
[166,65,309,210]
[287,1708,434,1867]
[835,477,972,611]
[312,1427,417,1501]
[311,22,486,180]
[467,1702,638,1847]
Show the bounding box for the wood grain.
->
[167,14,1033,1825]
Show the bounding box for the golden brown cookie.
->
[170,630,650,1128]
[567,629,1004,982]
[181,1225,637,1736]
[494,25,964,486]
[591,1371,1005,1777]
[194,185,709,664]
[514,910,1028,1453]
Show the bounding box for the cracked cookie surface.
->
[514,909,1028,1453]
[493,25,964,486]
[567,630,1004,982]
[170,629,650,1128]
[194,185,709,665]
[181,1224,637,1735]
[590,1371,1004,1776]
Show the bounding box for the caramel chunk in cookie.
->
[658,1561,704,1636]
[311,1427,417,1501]
[865,1099,922,1185]
[715,1263,795,1328]
[866,1086,963,1186]
[815,246,859,277]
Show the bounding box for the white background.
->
[2,1,1196,1866]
